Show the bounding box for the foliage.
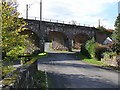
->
[103,51,117,59]
[81,38,107,60]
[83,58,106,66]
[85,38,96,58]
[94,44,108,60]
[97,26,106,31]
[77,52,119,70]
[2,52,47,87]
[97,26,111,35]
[81,44,91,58]
[112,14,120,54]
[7,46,25,57]
[71,20,77,25]
[76,53,106,66]
[1,2,28,59]
[2,65,16,77]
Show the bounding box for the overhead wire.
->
[19,0,39,14]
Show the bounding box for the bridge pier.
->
[39,37,45,52]
[68,38,72,52]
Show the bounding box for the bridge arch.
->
[48,31,69,50]
[73,33,90,49]
[20,30,39,47]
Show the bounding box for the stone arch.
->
[48,31,68,50]
[73,33,90,49]
[20,30,39,47]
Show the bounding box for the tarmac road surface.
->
[37,51,119,88]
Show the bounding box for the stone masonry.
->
[24,19,108,51]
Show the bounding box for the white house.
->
[103,37,113,45]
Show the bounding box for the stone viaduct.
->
[23,19,108,52]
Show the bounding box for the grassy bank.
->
[76,53,120,71]
[83,58,106,66]
[76,53,106,66]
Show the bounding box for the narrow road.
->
[37,52,119,88]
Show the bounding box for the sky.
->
[16,0,120,29]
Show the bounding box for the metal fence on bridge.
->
[21,16,94,27]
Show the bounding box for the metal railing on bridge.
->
[23,16,95,28]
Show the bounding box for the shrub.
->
[7,46,25,58]
[85,38,96,58]
[81,44,91,58]
[103,52,117,59]
[95,44,108,60]
[81,38,108,60]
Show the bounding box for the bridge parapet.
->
[25,17,94,28]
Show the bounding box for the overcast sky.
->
[17,0,120,29]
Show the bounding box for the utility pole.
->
[39,0,44,52]
[98,19,100,28]
[26,4,28,19]
[39,0,42,32]
[39,0,42,30]
[40,0,42,21]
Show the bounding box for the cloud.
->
[17,0,119,29]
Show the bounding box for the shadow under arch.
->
[20,30,39,47]
[73,33,90,50]
[48,31,69,50]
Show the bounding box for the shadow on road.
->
[40,52,119,72]
[37,51,119,88]
[48,72,118,88]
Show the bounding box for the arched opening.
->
[48,31,68,50]
[73,33,89,50]
[20,30,40,54]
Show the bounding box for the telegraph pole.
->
[26,4,28,19]
[39,0,42,30]
[40,0,42,21]
[39,0,44,52]
[98,19,100,28]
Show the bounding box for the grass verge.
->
[75,53,120,71]
[83,58,106,66]
[76,53,107,66]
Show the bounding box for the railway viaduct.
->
[22,19,108,52]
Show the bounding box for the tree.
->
[71,20,77,25]
[97,26,112,37]
[112,14,120,54]
[1,2,28,59]
[97,26,106,31]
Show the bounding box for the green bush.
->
[95,44,107,60]
[81,38,107,60]
[81,44,91,58]
[7,46,25,58]
[103,52,117,59]
[85,38,96,58]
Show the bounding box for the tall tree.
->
[1,2,28,59]
[112,14,120,54]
